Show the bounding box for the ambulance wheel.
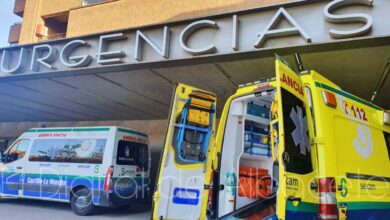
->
[71,188,95,216]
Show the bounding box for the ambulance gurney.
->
[238,166,272,198]
[176,90,216,163]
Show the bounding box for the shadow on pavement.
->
[0,198,151,217]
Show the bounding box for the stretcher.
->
[176,90,216,163]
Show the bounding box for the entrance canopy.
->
[0,0,389,122]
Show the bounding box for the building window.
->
[82,0,108,5]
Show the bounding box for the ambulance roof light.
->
[322,90,337,108]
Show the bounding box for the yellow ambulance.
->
[152,55,390,220]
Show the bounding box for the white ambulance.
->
[0,126,150,216]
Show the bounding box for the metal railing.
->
[37,33,67,42]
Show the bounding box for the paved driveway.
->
[0,198,150,220]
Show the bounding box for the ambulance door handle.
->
[16,166,23,170]
[310,182,318,191]
[219,184,224,191]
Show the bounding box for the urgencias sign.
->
[0,0,387,76]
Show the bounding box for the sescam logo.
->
[280,73,304,96]
[353,125,373,158]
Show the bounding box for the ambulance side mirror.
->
[0,149,9,163]
[0,151,5,163]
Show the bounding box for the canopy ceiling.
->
[0,43,388,122]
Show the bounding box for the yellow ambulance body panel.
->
[152,56,390,220]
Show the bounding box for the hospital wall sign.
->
[0,0,388,76]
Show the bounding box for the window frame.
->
[384,132,390,160]
[305,86,317,136]
[4,139,30,163]
[281,88,314,175]
[116,140,149,171]
[28,138,107,164]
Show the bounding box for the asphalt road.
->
[0,198,150,220]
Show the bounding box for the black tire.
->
[71,188,95,216]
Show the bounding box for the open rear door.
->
[152,83,217,220]
[271,55,319,219]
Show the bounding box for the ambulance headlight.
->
[384,111,390,126]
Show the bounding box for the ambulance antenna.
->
[371,59,390,102]
[294,53,304,73]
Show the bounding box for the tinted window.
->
[29,138,106,164]
[281,88,313,174]
[385,132,390,160]
[117,140,149,171]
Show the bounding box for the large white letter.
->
[30,44,58,71]
[134,26,170,61]
[254,7,311,48]
[97,33,127,65]
[324,0,373,39]
[180,20,219,55]
[232,15,239,51]
[1,47,28,74]
[60,40,92,68]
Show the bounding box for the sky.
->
[0,0,22,48]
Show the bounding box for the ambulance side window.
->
[29,138,106,164]
[117,140,149,171]
[384,132,390,160]
[15,140,29,159]
[5,139,30,163]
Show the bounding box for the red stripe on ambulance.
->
[123,135,146,144]
[319,177,338,220]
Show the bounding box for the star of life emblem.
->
[290,106,310,155]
